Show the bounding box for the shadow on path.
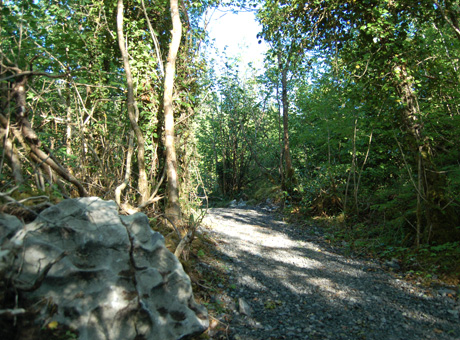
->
[202,207,460,340]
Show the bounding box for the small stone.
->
[438,288,457,297]
[238,297,253,316]
[247,317,263,329]
[384,258,400,270]
[447,310,459,318]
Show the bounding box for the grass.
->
[305,214,460,287]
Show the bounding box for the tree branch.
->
[0,70,68,82]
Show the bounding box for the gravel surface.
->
[201,206,460,340]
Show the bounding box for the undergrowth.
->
[301,213,460,286]
[156,217,233,339]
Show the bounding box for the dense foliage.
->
[1,0,208,223]
[196,1,460,277]
[1,0,459,276]
[255,0,460,245]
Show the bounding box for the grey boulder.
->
[1,197,208,340]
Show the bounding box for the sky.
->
[205,8,268,73]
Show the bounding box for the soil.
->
[200,206,460,340]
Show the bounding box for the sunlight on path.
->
[201,207,460,340]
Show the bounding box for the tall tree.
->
[163,0,183,225]
[116,0,149,206]
[257,3,308,192]
[257,0,460,243]
[277,52,295,190]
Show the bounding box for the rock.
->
[447,309,459,319]
[0,213,22,244]
[229,199,237,207]
[238,297,252,316]
[237,199,246,208]
[2,197,208,340]
[437,288,457,297]
[0,214,24,278]
[383,258,400,270]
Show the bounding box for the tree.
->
[196,59,279,198]
[1,0,208,227]
[256,0,460,243]
[116,0,149,206]
[257,3,311,193]
[163,0,183,225]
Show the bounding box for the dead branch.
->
[137,166,167,209]
[0,70,69,82]
[174,229,194,259]
[0,308,26,317]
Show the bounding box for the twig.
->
[190,277,212,290]
[0,187,54,223]
[140,0,164,78]
[174,229,193,259]
[0,70,69,82]
[159,213,182,240]
[0,308,26,317]
[137,166,166,209]
[6,195,49,205]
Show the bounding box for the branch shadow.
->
[203,207,460,340]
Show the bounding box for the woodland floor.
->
[198,206,460,340]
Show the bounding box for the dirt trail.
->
[201,207,460,340]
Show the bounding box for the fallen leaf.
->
[47,321,59,330]
[209,319,219,329]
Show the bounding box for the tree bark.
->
[115,130,134,206]
[395,65,459,243]
[278,53,295,190]
[163,0,182,225]
[116,0,149,205]
[0,128,23,185]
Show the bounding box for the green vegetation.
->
[1,0,459,283]
[196,0,460,281]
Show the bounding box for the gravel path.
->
[201,207,460,340]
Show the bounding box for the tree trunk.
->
[275,77,284,186]
[65,93,72,159]
[115,130,134,206]
[0,129,23,185]
[163,0,182,225]
[116,0,149,205]
[395,65,459,243]
[278,53,294,191]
